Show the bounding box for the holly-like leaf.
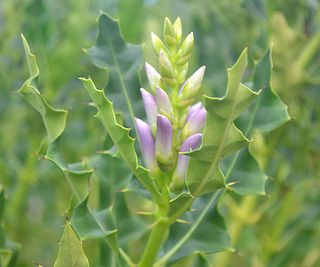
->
[70,196,118,251]
[236,49,290,134]
[86,13,144,128]
[187,49,260,197]
[224,49,289,195]
[18,34,67,142]
[80,77,161,204]
[53,223,90,267]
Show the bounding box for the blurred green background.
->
[0,0,319,266]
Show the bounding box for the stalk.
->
[138,220,169,267]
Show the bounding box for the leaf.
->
[86,13,144,128]
[223,49,289,196]
[44,141,93,200]
[70,196,118,251]
[53,223,90,267]
[18,34,67,142]
[236,49,290,134]
[80,77,161,204]
[222,148,267,195]
[187,49,260,197]
[0,188,19,267]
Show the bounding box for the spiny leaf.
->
[18,34,67,142]
[80,77,161,204]
[53,223,90,267]
[236,49,290,134]
[70,196,118,251]
[86,13,144,128]
[225,49,289,195]
[187,49,260,197]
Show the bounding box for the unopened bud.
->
[156,86,174,121]
[179,66,206,99]
[181,32,194,56]
[140,88,157,133]
[135,118,157,170]
[145,62,161,93]
[173,17,182,43]
[156,115,173,168]
[163,17,177,47]
[151,32,166,55]
[159,50,174,78]
[181,103,206,140]
[171,134,202,190]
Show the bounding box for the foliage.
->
[0,0,319,267]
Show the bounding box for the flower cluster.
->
[135,17,206,190]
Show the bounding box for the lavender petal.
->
[135,118,156,170]
[156,114,173,164]
[174,133,202,180]
[140,88,157,130]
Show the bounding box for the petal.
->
[156,86,173,120]
[140,88,157,130]
[156,114,173,165]
[135,118,156,170]
[174,133,202,180]
[181,105,206,140]
[145,62,161,92]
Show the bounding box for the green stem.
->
[138,220,169,267]
[296,32,320,69]
[155,190,224,266]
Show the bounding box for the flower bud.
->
[172,134,202,189]
[178,66,206,101]
[159,50,174,78]
[173,17,182,43]
[163,17,176,46]
[181,32,194,56]
[151,32,166,55]
[156,86,174,121]
[156,115,173,168]
[145,62,161,93]
[181,104,206,141]
[135,118,156,170]
[140,88,157,133]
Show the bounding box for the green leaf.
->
[236,49,290,134]
[70,196,118,250]
[223,148,267,195]
[44,141,93,200]
[53,223,90,267]
[86,13,144,128]
[80,77,161,204]
[187,49,260,197]
[18,34,67,142]
[224,49,289,196]
[0,249,13,267]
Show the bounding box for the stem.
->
[138,220,169,267]
[155,190,224,266]
[296,32,320,69]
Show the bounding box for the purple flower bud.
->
[174,133,202,181]
[186,102,203,121]
[140,88,157,131]
[156,86,173,120]
[156,114,173,165]
[181,105,206,140]
[135,118,156,170]
[145,62,161,93]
